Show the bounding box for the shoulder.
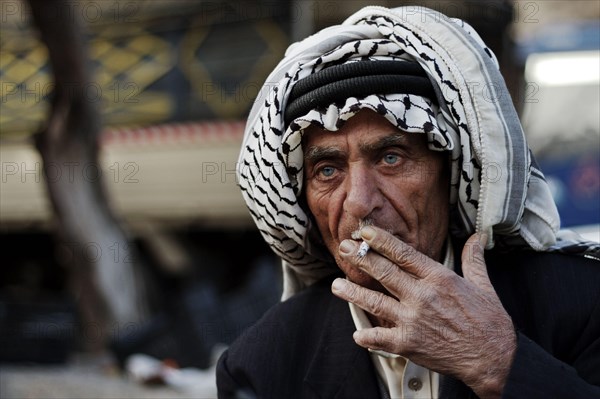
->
[229,275,336,351]
[485,250,600,389]
[216,274,345,395]
[238,273,340,342]
[486,249,600,299]
[486,249,600,356]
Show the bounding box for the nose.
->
[343,164,384,220]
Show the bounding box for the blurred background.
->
[1,0,598,397]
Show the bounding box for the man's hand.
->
[331,227,516,399]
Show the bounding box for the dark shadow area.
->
[0,229,281,369]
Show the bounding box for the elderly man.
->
[217,6,600,399]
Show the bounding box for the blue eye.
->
[383,154,399,164]
[320,166,336,177]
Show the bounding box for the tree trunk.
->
[28,0,148,351]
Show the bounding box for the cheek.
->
[417,161,450,251]
[420,191,448,231]
[305,187,336,242]
[421,172,448,210]
[431,161,450,215]
[306,188,326,224]
[305,184,353,267]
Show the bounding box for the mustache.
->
[351,218,373,240]
[350,218,395,240]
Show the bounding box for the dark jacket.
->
[217,250,600,398]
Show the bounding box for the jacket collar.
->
[303,292,381,398]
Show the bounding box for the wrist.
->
[467,328,517,399]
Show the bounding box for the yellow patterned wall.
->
[0,0,289,139]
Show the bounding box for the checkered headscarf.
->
[237,6,596,298]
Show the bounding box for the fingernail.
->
[479,233,489,248]
[339,240,356,254]
[361,226,375,240]
[331,278,346,292]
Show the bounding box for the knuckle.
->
[380,233,398,253]
[416,286,436,306]
[373,328,389,346]
[344,283,359,299]
[367,292,385,311]
[416,287,440,314]
[404,307,419,323]
[392,243,421,266]
[374,262,398,284]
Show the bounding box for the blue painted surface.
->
[540,153,600,227]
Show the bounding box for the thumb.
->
[461,233,495,294]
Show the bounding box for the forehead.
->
[302,110,420,150]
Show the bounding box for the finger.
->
[339,240,418,299]
[461,233,495,295]
[352,326,406,355]
[360,226,437,279]
[331,278,402,323]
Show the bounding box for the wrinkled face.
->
[303,110,449,290]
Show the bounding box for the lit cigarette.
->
[352,219,372,258]
[357,241,370,258]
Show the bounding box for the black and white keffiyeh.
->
[236,6,598,298]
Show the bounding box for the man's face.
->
[303,110,449,290]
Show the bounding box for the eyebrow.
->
[303,133,410,165]
[303,146,345,165]
[359,133,408,153]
